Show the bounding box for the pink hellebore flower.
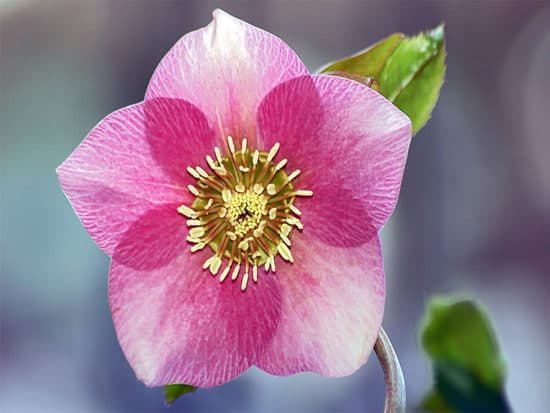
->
[57,10,411,388]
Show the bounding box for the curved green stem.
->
[375,328,406,413]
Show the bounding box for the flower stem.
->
[374,328,406,413]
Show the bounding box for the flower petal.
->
[57,99,216,257]
[113,204,187,271]
[255,232,385,376]
[145,9,309,143]
[257,75,412,247]
[144,98,218,184]
[109,250,282,387]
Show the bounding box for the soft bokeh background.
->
[1,1,549,412]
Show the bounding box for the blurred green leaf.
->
[321,33,404,79]
[421,390,454,412]
[164,383,196,405]
[380,25,446,134]
[422,297,506,388]
[320,25,446,136]
[419,296,511,412]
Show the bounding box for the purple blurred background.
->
[1,1,549,412]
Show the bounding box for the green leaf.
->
[419,296,511,412]
[422,297,506,388]
[421,390,454,412]
[320,33,404,79]
[380,25,446,134]
[164,383,196,405]
[319,25,446,136]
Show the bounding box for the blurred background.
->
[1,1,549,412]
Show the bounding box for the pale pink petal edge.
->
[255,231,386,377]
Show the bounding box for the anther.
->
[215,166,228,176]
[275,159,288,171]
[241,268,249,291]
[252,265,258,283]
[280,223,292,236]
[288,169,301,181]
[189,227,205,238]
[289,205,301,216]
[231,264,241,281]
[253,184,264,194]
[280,233,291,246]
[196,166,209,178]
[202,256,214,270]
[187,167,200,179]
[187,185,199,196]
[238,240,249,251]
[177,205,197,218]
[191,243,206,252]
[219,264,231,282]
[267,142,280,161]
[228,136,235,153]
[206,155,217,170]
[222,189,232,203]
[267,184,277,195]
[210,256,222,275]
[277,243,294,262]
[214,147,223,163]
[287,217,304,230]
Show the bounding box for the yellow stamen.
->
[177,205,197,218]
[219,263,231,282]
[288,169,301,181]
[266,184,277,195]
[277,243,294,262]
[253,184,264,194]
[267,142,280,161]
[275,159,288,171]
[187,167,200,179]
[252,265,258,283]
[214,147,223,163]
[178,137,312,291]
[228,136,235,153]
[187,185,199,196]
[221,189,232,203]
[231,263,241,281]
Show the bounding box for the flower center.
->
[177,136,312,291]
[225,189,267,236]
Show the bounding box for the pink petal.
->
[145,9,309,144]
[144,98,218,183]
[57,99,216,258]
[113,204,187,271]
[255,232,385,376]
[257,75,412,247]
[109,249,282,387]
